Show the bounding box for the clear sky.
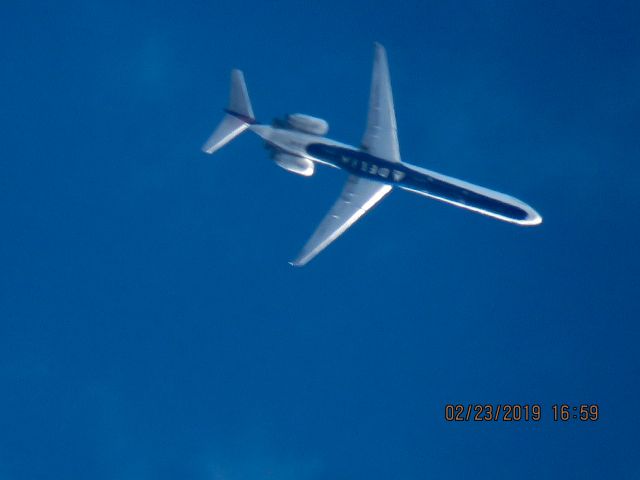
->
[1,0,639,479]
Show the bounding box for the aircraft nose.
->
[523,207,543,226]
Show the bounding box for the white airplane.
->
[202,43,542,266]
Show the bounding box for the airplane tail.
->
[202,69,255,154]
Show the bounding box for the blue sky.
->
[1,0,639,479]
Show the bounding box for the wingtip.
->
[372,42,388,65]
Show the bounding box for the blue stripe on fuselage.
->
[305,143,528,221]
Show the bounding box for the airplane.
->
[202,43,542,266]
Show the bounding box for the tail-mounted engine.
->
[286,114,329,136]
[264,142,315,177]
[273,153,315,177]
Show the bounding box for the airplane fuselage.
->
[250,123,541,226]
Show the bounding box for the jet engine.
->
[287,113,329,136]
[274,153,315,177]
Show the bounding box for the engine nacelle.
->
[287,113,329,136]
[274,153,315,177]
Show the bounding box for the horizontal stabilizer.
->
[202,114,249,154]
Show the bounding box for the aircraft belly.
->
[305,142,539,225]
[398,175,528,222]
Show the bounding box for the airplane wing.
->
[361,42,401,163]
[290,176,392,266]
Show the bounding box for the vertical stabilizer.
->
[227,69,254,120]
